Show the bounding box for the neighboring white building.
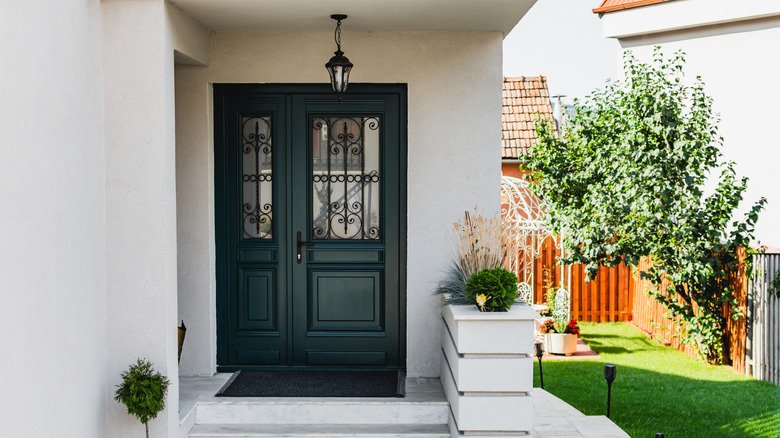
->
[595,0,780,248]
[0,1,537,437]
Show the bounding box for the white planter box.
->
[441,323,532,392]
[442,302,537,355]
[441,302,540,435]
[441,357,533,431]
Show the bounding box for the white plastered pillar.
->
[103,0,179,436]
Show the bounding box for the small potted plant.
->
[539,318,580,356]
[114,358,170,438]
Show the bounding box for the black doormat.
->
[215,370,406,398]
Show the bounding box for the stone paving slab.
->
[531,388,629,438]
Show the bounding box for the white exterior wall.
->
[601,2,780,247]
[175,30,504,377]
[103,0,180,435]
[0,1,108,437]
[102,1,209,437]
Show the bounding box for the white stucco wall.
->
[175,30,504,377]
[601,5,780,247]
[600,0,780,39]
[103,0,204,436]
[0,1,108,437]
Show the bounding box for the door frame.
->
[213,83,408,370]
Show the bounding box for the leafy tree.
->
[524,48,765,364]
[115,358,170,438]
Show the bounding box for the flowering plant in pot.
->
[539,318,579,335]
[539,318,579,356]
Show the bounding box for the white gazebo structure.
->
[501,175,569,318]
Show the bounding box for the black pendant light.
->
[325,14,353,101]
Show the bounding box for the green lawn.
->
[535,322,780,438]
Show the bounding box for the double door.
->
[215,84,405,370]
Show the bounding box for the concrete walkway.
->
[531,388,628,437]
[179,375,629,437]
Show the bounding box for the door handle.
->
[296,231,314,263]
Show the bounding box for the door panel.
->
[309,270,383,330]
[238,268,276,330]
[215,84,405,371]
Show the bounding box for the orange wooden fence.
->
[629,258,698,358]
[525,235,633,322]
[516,237,748,368]
[629,252,748,370]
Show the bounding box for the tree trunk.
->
[721,309,731,366]
[146,423,149,438]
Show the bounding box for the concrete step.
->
[193,398,449,425]
[188,423,451,438]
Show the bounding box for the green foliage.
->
[463,268,518,311]
[114,358,170,428]
[524,48,766,363]
[770,270,780,298]
[542,267,556,307]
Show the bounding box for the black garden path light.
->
[534,341,545,389]
[325,14,353,101]
[604,364,616,418]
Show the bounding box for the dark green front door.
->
[215,84,406,371]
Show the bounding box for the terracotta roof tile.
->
[502,76,554,159]
[593,0,676,14]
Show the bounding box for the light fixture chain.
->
[334,19,342,52]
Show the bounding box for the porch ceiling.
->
[168,0,536,35]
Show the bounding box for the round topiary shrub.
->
[463,268,518,311]
[114,358,170,438]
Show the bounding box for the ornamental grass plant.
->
[436,207,510,305]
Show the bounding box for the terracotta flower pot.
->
[545,333,577,356]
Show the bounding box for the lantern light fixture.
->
[534,342,545,389]
[325,14,353,101]
[604,364,617,418]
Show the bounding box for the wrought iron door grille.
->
[312,116,380,240]
[241,116,273,239]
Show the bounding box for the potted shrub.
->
[539,318,580,356]
[114,358,170,438]
[463,267,517,312]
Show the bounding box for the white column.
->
[103,1,179,436]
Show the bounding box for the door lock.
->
[296,231,314,263]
